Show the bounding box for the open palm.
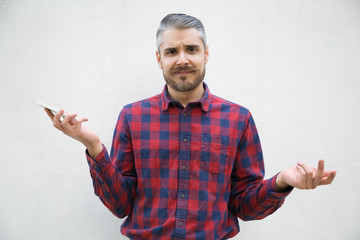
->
[277,160,336,190]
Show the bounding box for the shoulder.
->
[210,94,255,137]
[122,94,162,112]
[211,94,251,117]
[118,94,162,122]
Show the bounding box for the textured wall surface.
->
[1,0,359,239]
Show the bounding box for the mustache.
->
[170,66,197,73]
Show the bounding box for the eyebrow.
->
[186,44,200,49]
[163,44,201,52]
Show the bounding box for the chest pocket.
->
[200,134,232,174]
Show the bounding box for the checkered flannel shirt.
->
[86,82,292,240]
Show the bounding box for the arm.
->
[228,111,337,221]
[86,109,137,218]
[228,112,292,221]
[44,108,136,218]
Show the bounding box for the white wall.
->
[1,0,359,239]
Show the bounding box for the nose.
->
[176,51,189,65]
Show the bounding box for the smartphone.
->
[37,101,66,118]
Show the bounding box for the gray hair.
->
[156,13,206,52]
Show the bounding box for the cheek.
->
[161,60,173,72]
[192,56,205,67]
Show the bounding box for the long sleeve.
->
[83,85,293,239]
[228,111,292,221]
[86,109,137,219]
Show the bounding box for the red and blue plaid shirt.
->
[86,83,291,240]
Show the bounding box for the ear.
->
[156,50,163,69]
[204,45,209,64]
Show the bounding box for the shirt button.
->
[178,222,183,227]
[183,113,187,117]
[183,138,187,143]
[180,194,185,199]
[182,166,186,170]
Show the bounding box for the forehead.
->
[159,28,203,50]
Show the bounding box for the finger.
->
[320,170,331,178]
[296,164,307,189]
[53,109,65,130]
[297,162,310,189]
[44,108,55,121]
[73,116,88,129]
[312,160,325,188]
[320,171,337,185]
[76,117,88,124]
[297,162,316,189]
[62,113,78,127]
[69,116,78,126]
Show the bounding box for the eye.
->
[188,47,198,53]
[165,49,176,55]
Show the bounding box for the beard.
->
[163,66,206,92]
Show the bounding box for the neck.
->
[167,83,205,107]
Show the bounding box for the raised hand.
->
[276,160,336,191]
[44,108,103,158]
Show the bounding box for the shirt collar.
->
[161,82,212,112]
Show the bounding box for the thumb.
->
[72,117,88,129]
[76,117,88,124]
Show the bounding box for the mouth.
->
[171,68,196,76]
[174,71,194,76]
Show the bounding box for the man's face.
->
[156,28,209,92]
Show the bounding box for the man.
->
[45,13,336,239]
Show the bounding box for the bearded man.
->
[44,13,336,240]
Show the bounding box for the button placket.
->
[174,107,191,238]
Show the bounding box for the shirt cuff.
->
[85,145,111,173]
[267,173,293,200]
